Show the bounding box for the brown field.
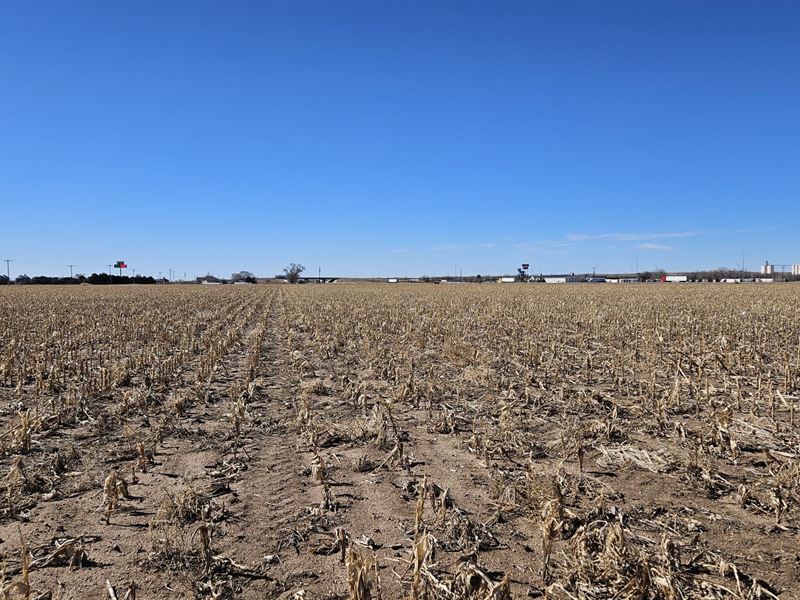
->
[0,283,798,599]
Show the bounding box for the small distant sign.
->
[114,261,127,269]
[521,263,529,269]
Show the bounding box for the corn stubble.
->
[279,283,797,599]
[0,283,798,598]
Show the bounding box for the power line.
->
[3,259,11,280]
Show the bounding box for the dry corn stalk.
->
[345,542,382,600]
[102,470,129,524]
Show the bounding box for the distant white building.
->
[544,275,581,284]
[498,277,516,283]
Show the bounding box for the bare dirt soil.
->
[0,283,798,599]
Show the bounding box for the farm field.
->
[0,283,798,599]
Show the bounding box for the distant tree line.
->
[1,270,261,286]
[2,273,157,285]
[196,271,257,284]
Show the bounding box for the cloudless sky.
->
[1,0,798,278]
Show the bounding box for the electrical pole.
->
[635,254,639,275]
[107,264,113,280]
[318,266,321,283]
[592,266,597,277]
[742,250,746,274]
[4,259,12,281]
[68,264,75,278]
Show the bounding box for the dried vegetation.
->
[0,283,798,598]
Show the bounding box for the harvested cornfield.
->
[0,283,798,599]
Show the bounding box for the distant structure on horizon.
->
[761,261,774,275]
[544,275,582,284]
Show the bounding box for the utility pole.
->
[635,254,639,274]
[4,259,12,281]
[107,264,113,280]
[742,250,746,274]
[318,266,321,283]
[68,264,75,278]
[592,266,597,277]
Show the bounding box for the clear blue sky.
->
[1,1,798,278]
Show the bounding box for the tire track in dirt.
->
[213,290,341,599]
[221,292,518,598]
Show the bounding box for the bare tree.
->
[283,263,305,283]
